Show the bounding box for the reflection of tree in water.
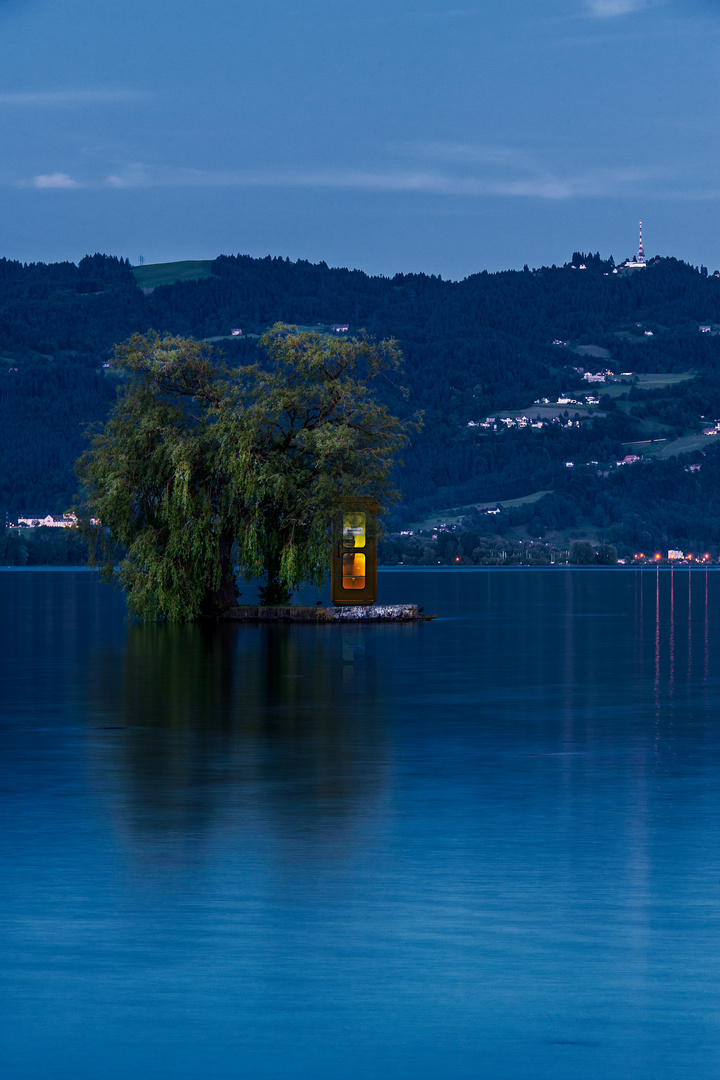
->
[87,622,388,859]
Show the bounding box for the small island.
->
[221,603,434,622]
[74,326,422,622]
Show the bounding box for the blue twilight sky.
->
[0,0,718,278]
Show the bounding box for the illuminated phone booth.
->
[331,503,378,605]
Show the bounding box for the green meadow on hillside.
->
[132,260,215,290]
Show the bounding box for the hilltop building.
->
[621,222,647,270]
[17,513,77,528]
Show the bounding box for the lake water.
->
[2,567,720,1079]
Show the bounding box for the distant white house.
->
[331,324,349,333]
[231,328,243,336]
[583,372,606,383]
[18,513,77,529]
[699,326,712,333]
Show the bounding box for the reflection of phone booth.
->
[331,502,377,605]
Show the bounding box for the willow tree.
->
[76,326,419,620]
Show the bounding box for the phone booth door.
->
[331,506,377,605]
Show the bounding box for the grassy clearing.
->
[132,261,215,290]
[496,490,553,509]
[601,371,696,399]
[507,374,695,417]
[203,324,343,344]
[574,344,612,359]
[655,432,720,458]
[285,324,352,336]
[506,405,604,420]
[622,438,667,454]
[203,334,260,343]
[634,371,696,389]
[409,490,552,531]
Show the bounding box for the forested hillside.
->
[2,248,720,554]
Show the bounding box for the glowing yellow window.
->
[342,553,366,589]
[343,513,366,549]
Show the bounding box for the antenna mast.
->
[638,221,645,264]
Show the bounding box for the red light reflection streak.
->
[708,570,712,678]
[669,568,675,697]
[654,569,661,741]
[654,569,660,687]
[639,565,643,673]
[687,567,692,681]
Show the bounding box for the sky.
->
[0,0,718,278]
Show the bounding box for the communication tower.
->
[623,221,647,270]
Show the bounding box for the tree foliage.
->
[75,326,418,620]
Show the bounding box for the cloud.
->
[0,89,143,106]
[30,173,81,189]
[16,143,656,201]
[586,0,720,18]
[96,162,650,200]
[585,0,647,15]
[389,142,533,167]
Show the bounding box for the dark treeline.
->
[515,442,720,554]
[385,444,720,563]
[2,250,720,550]
[0,525,89,566]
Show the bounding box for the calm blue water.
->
[2,567,720,1079]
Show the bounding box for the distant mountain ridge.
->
[2,249,720,553]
